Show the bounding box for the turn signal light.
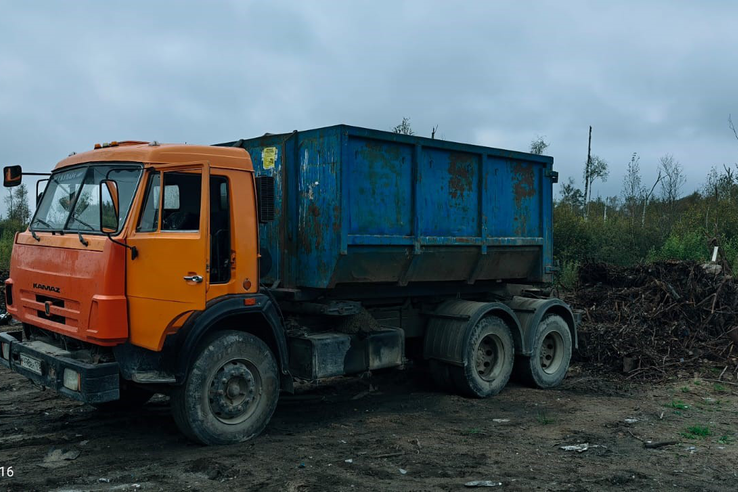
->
[244,298,257,306]
[1,342,9,360]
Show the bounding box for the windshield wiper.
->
[30,218,64,237]
[30,218,52,229]
[68,217,95,231]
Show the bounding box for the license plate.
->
[20,354,42,375]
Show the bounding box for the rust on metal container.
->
[512,162,536,202]
[512,162,536,235]
[448,152,474,200]
[300,203,323,254]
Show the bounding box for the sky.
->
[1,0,737,216]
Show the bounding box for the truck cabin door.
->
[126,163,210,351]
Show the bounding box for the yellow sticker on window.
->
[262,147,277,170]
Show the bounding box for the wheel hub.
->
[539,331,564,374]
[209,361,257,421]
[475,334,503,381]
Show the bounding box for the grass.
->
[718,435,735,445]
[680,386,690,393]
[680,425,711,439]
[666,399,690,410]
[462,428,482,435]
[713,383,728,394]
[536,412,553,425]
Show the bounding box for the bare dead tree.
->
[659,154,686,217]
[622,153,643,224]
[584,126,592,217]
[584,155,609,218]
[729,114,738,141]
[642,170,663,227]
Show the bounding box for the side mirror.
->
[3,166,22,187]
[99,179,120,233]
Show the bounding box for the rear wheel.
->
[515,314,572,388]
[450,316,514,398]
[171,331,280,445]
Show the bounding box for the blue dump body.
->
[222,125,557,294]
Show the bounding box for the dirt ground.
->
[1,328,737,492]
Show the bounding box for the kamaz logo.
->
[33,283,60,293]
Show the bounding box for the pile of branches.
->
[571,261,738,379]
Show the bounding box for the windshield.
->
[31,163,143,233]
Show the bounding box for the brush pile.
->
[571,261,738,379]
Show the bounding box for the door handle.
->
[184,275,203,283]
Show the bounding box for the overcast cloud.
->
[1,0,737,215]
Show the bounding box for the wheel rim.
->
[207,358,262,425]
[539,331,565,375]
[474,334,506,382]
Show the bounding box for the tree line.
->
[540,131,738,288]
[0,184,31,269]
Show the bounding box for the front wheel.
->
[171,331,280,445]
[515,314,572,389]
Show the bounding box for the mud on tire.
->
[171,330,280,445]
[514,314,572,389]
[449,316,514,398]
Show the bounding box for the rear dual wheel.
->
[430,316,515,398]
[514,314,572,389]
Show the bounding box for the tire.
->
[93,381,153,411]
[171,331,280,445]
[515,314,572,389]
[449,316,514,398]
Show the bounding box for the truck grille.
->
[36,295,66,325]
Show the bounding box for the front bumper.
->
[0,332,120,404]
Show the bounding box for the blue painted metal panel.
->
[294,128,342,289]
[347,137,413,236]
[219,124,556,291]
[417,148,480,237]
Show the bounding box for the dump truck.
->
[0,125,576,445]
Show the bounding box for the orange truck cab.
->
[0,127,577,445]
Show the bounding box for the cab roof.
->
[55,142,253,171]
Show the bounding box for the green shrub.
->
[557,260,579,291]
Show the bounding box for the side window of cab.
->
[137,171,202,232]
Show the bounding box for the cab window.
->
[137,171,202,232]
[210,176,231,283]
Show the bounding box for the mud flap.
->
[423,300,522,365]
[502,296,577,357]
